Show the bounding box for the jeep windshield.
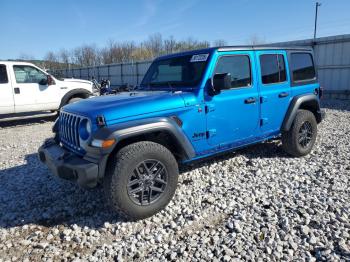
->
[140,54,209,90]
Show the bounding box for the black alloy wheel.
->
[298,121,313,148]
[127,159,168,206]
[103,141,179,220]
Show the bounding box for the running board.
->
[0,111,57,122]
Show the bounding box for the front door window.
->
[13,65,47,84]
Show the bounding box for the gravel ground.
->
[0,99,349,261]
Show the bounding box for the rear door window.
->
[290,53,316,82]
[0,65,8,84]
[260,54,286,84]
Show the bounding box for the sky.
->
[1,0,350,59]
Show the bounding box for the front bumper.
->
[38,139,99,188]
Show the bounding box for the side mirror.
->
[210,73,231,95]
[39,78,48,85]
[47,75,55,86]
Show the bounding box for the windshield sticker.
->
[190,54,209,62]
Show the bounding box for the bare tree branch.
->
[44,33,263,70]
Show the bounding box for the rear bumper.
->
[38,139,99,188]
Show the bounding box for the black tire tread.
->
[67,97,83,104]
[103,141,178,220]
[282,109,317,157]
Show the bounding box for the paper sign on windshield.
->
[190,54,209,62]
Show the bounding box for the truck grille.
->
[59,111,85,155]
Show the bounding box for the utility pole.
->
[314,2,322,41]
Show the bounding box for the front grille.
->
[59,111,85,155]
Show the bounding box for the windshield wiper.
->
[167,82,174,92]
[148,81,175,92]
[143,81,191,92]
[140,83,152,90]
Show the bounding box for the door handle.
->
[278,92,289,98]
[244,97,256,104]
[14,87,20,94]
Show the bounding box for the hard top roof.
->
[156,45,313,60]
[216,45,313,52]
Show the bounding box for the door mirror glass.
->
[210,73,231,95]
[47,75,55,86]
[39,77,48,85]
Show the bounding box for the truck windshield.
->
[140,54,209,89]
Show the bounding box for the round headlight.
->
[79,119,91,140]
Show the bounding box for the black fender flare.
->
[59,89,92,108]
[281,94,321,132]
[92,117,196,160]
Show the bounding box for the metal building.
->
[272,34,350,99]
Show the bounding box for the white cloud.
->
[135,0,158,27]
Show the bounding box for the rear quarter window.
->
[290,53,316,82]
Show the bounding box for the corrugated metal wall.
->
[60,60,152,87]
[271,34,350,96]
[55,34,350,95]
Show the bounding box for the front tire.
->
[104,141,179,220]
[282,109,317,157]
[67,97,83,104]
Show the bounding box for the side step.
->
[0,111,57,122]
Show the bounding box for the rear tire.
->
[104,141,179,220]
[282,109,317,157]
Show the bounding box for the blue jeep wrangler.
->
[39,46,324,220]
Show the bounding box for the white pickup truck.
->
[0,61,93,117]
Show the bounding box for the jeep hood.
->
[63,91,190,124]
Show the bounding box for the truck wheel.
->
[68,97,82,104]
[282,109,317,157]
[104,141,179,220]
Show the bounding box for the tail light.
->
[314,86,324,99]
[319,86,324,99]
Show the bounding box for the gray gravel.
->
[0,99,349,261]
